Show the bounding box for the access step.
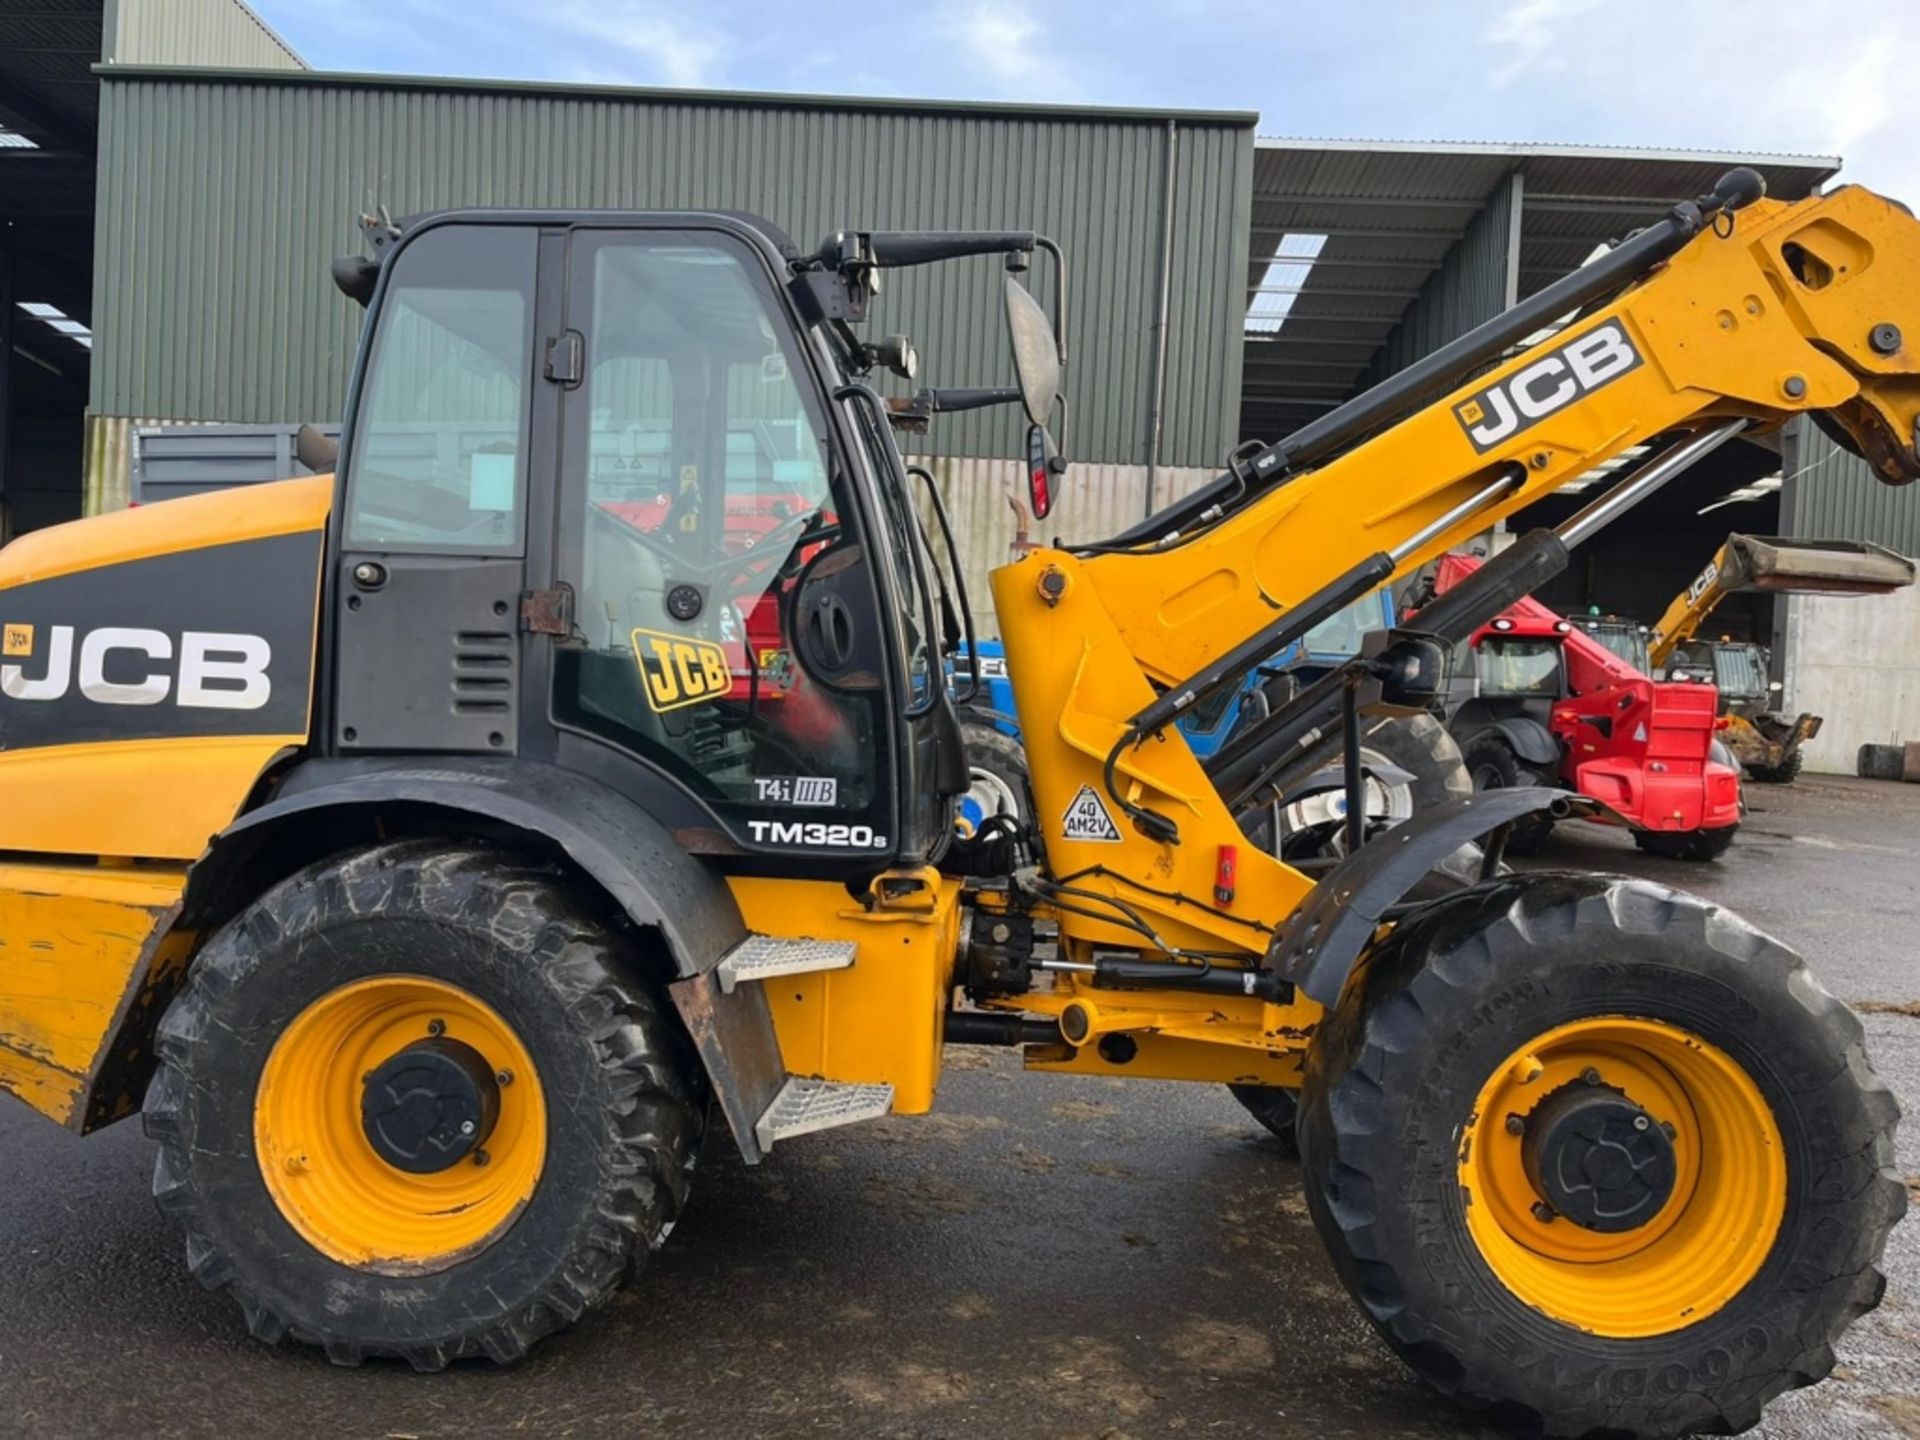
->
[754,1077,894,1150]
[715,935,858,994]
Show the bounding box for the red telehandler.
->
[1433,550,1742,858]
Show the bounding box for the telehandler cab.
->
[1647,532,1916,781]
[0,171,1913,1438]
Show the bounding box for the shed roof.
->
[1241,137,1843,436]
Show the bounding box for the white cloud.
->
[545,1,731,88]
[933,1,1081,99]
[1485,0,1604,86]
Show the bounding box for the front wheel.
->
[145,840,705,1368]
[1298,873,1902,1439]
[1633,824,1737,861]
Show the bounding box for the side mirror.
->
[1026,423,1065,521]
[1004,277,1061,428]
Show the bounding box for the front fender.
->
[1271,787,1605,1007]
[201,757,748,977]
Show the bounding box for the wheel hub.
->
[360,1037,501,1174]
[1521,1079,1675,1233]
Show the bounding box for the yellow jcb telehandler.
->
[1,171,1915,1437]
[1647,532,1916,780]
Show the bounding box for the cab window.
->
[343,226,536,554]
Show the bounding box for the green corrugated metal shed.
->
[1782,417,1920,557]
[90,67,1254,467]
[102,0,304,69]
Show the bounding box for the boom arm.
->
[992,173,1920,960]
[1648,533,1918,671]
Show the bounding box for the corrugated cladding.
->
[1362,171,1519,387]
[92,71,1252,467]
[1782,418,1920,557]
[102,0,305,69]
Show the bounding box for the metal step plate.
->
[754,1077,894,1149]
[715,935,857,994]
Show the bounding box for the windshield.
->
[1479,637,1564,697]
[1583,622,1650,674]
[1302,589,1386,659]
[1711,643,1770,701]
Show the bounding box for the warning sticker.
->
[1061,785,1123,843]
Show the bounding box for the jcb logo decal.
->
[0,625,272,710]
[630,627,729,712]
[1454,321,1643,453]
[1686,561,1719,603]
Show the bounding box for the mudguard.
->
[1271,787,1605,1006]
[1485,716,1560,767]
[201,756,748,977]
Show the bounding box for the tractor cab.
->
[325,210,1064,877]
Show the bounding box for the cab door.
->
[544,224,910,865]
[331,223,549,755]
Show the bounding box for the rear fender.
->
[1271,788,1605,1006]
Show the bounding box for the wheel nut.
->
[1531,1202,1556,1224]
[1661,1121,1678,1140]
[428,1018,446,1037]
[285,1153,309,1175]
[1581,1067,1602,1086]
[473,1148,491,1167]
[459,1120,476,1136]
[1505,1114,1525,1136]
[1632,1115,1650,1132]
[496,1069,514,1087]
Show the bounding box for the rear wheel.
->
[1298,873,1902,1438]
[1633,824,1737,861]
[145,840,705,1368]
[1461,734,1557,854]
[1747,747,1803,784]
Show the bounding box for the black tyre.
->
[1360,711,1473,814]
[145,839,705,1369]
[1746,747,1803,784]
[1858,743,1905,781]
[1298,873,1903,1439]
[960,715,1032,825]
[1461,734,1557,855]
[1227,1084,1300,1156]
[1633,824,1737,861]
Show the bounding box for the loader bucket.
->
[1720,535,1917,596]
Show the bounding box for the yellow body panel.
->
[0,475,333,587]
[0,862,187,1127]
[0,735,299,860]
[728,870,963,1114]
[0,474,330,859]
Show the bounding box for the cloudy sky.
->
[254,0,1918,203]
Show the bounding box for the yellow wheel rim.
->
[1459,1016,1785,1338]
[255,976,546,1274]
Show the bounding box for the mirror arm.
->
[1033,236,1068,367]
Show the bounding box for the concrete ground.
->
[2,775,1917,1440]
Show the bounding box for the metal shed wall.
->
[1781,416,1920,557]
[101,0,304,69]
[91,70,1253,469]
[1361,170,1520,388]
